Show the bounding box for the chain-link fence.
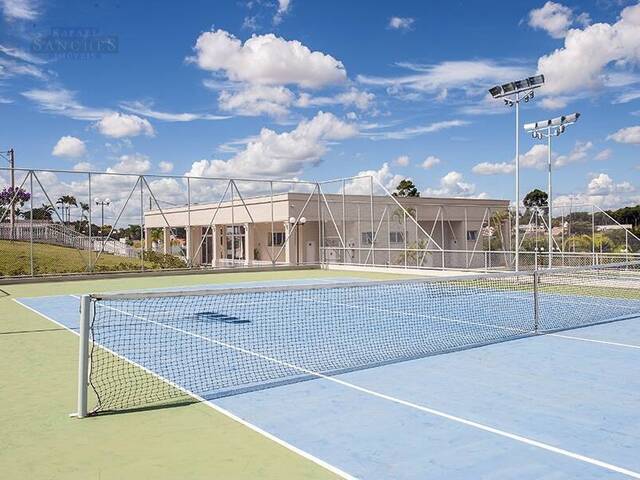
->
[1,167,639,279]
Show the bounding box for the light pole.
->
[524,113,580,268]
[289,216,306,265]
[488,75,545,271]
[95,198,110,246]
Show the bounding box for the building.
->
[144,192,510,269]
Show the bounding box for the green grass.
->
[0,268,405,480]
[0,240,178,276]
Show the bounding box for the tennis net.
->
[77,261,640,416]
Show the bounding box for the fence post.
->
[77,294,91,418]
[29,171,34,276]
[533,270,540,333]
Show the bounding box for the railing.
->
[0,223,138,257]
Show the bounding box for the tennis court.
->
[7,264,640,479]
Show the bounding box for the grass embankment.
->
[0,240,182,276]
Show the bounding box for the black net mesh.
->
[86,262,640,414]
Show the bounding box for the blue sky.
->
[1,0,639,209]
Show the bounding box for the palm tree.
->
[56,195,78,224]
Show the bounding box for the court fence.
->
[1,166,639,279]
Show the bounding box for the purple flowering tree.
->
[0,186,31,222]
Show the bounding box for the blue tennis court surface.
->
[15,276,640,479]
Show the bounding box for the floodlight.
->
[515,79,529,90]
[485,73,545,272]
[525,110,581,269]
[549,116,563,127]
[564,112,580,123]
[289,216,296,224]
[528,74,545,86]
[501,82,516,94]
[489,85,502,98]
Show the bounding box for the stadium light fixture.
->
[524,112,581,268]
[487,74,545,271]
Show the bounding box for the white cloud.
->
[394,155,410,166]
[297,88,375,111]
[612,90,640,104]
[120,101,229,122]
[218,85,295,117]
[520,144,549,169]
[159,161,174,173]
[424,171,482,198]
[344,162,404,195]
[358,60,529,101]
[421,155,441,169]
[189,30,346,88]
[95,113,155,138]
[539,96,569,110]
[0,57,46,79]
[367,119,469,140]
[21,88,110,121]
[274,0,291,24]
[72,162,92,171]
[0,44,45,64]
[556,173,638,209]
[474,141,594,174]
[1,0,39,21]
[554,140,593,166]
[52,136,86,158]
[472,161,515,175]
[388,17,415,31]
[185,111,357,179]
[108,154,151,174]
[594,148,612,161]
[607,125,640,144]
[536,3,640,96]
[528,2,576,39]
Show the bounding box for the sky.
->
[1,0,640,210]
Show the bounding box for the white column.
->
[144,228,153,251]
[284,222,292,265]
[163,227,171,255]
[244,223,253,266]
[211,225,218,266]
[186,226,203,266]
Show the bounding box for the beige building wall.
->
[143,192,510,267]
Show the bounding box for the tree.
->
[392,179,420,198]
[56,195,78,224]
[21,204,54,221]
[523,189,548,210]
[0,186,31,221]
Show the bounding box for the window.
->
[466,230,478,241]
[361,231,373,245]
[389,231,404,244]
[267,231,285,246]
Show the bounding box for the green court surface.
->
[0,269,404,480]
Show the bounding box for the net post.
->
[533,270,540,333]
[77,294,91,418]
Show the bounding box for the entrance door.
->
[225,225,245,260]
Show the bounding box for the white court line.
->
[12,297,355,480]
[91,298,640,479]
[550,333,640,350]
